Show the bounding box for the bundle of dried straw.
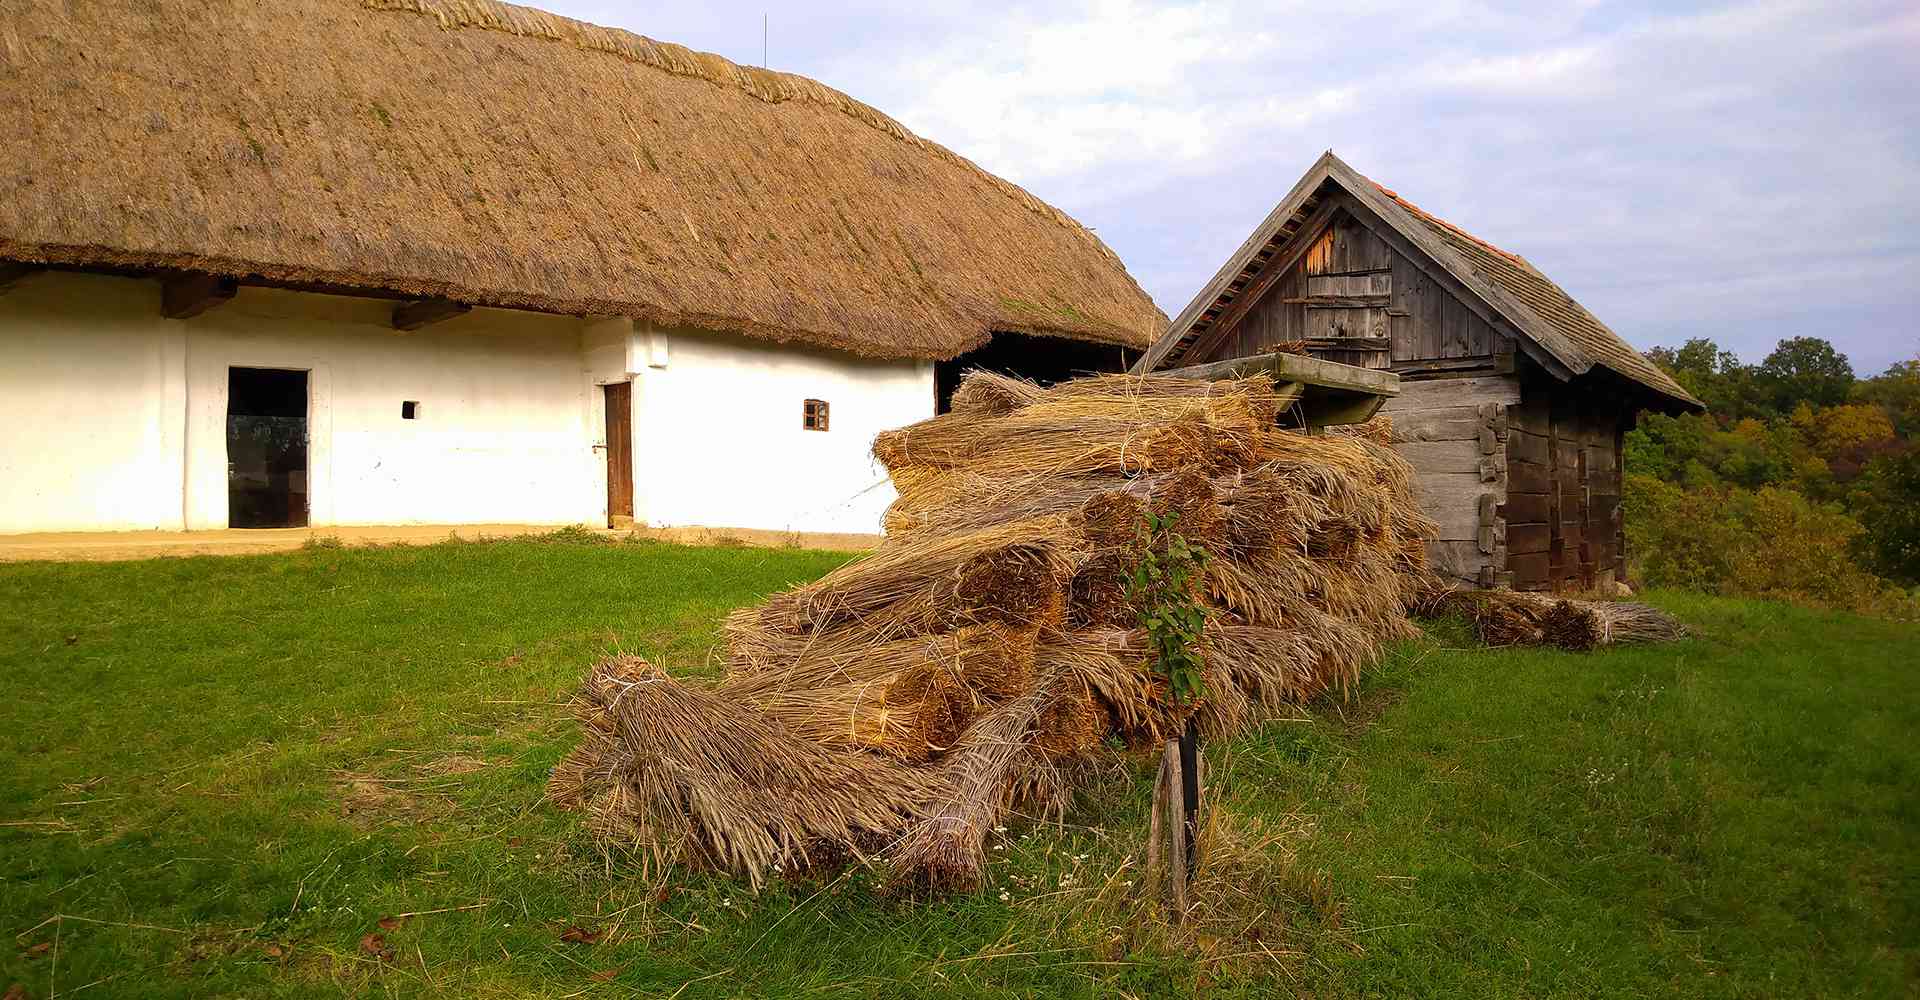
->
[1440,589,1688,651]
[549,368,1439,892]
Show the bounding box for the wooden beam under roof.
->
[1161,350,1399,428]
[161,272,238,319]
[1,261,44,294]
[392,298,472,331]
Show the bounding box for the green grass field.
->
[1,535,1914,998]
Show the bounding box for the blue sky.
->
[550,1,1919,374]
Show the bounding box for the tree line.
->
[1624,336,1919,612]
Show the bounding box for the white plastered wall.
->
[627,327,932,535]
[0,272,935,536]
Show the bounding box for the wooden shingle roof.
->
[1137,152,1702,410]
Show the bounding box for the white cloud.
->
[555,0,1920,371]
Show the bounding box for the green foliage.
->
[1647,337,1771,419]
[1624,474,1915,615]
[1124,510,1210,704]
[1854,358,1920,438]
[1853,447,1920,586]
[1634,338,1919,593]
[1758,335,1856,412]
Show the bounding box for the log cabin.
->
[0,0,1160,540]
[1136,152,1704,591]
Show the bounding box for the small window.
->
[401,401,420,420]
[802,398,829,432]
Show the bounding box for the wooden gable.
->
[1182,204,1512,377]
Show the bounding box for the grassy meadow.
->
[0,534,1914,998]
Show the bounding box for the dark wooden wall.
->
[1226,211,1505,373]
[1501,373,1625,591]
[1179,200,1632,593]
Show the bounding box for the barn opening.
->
[934,332,1136,413]
[226,367,309,529]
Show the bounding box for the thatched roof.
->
[0,0,1163,360]
[1136,152,1701,410]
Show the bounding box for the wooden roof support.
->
[393,298,471,331]
[161,272,237,319]
[1161,350,1399,429]
[1178,199,1343,365]
[1,261,43,294]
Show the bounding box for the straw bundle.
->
[1440,590,1687,651]
[551,369,1441,892]
[548,656,948,888]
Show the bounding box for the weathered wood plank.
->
[1510,552,1551,590]
[1391,356,1500,374]
[1385,406,1481,442]
[1289,295,1391,309]
[1395,439,1484,474]
[161,273,238,319]
[1304,336,1390,352]
[1498,492,1552,523]
[1507,522,1551,554]
[1429,539,1494,585]
[1508,428,1549,466]
[1379,375,1520,410]
[393,298,472,331]
[1509,459,1552,494]
[1160,350,1400,397]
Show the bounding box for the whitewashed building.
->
[0,0,1160,538]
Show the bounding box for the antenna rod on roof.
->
[763,13,768,68]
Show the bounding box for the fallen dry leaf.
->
[589,966,626,982]
[376,915,404,931]
[557,926,602,945]
[3,983,26,1000]
[358,933,393,961]
[262,943,287,959]
[22,942,49,958]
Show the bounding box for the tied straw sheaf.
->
[547,370,1440,891]
[1432,589,1688,651]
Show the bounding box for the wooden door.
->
[603,382,633,525]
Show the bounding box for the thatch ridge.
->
[362,1,1116,259]
[0,0,1164,360]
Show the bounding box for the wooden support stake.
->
[392,298,472,332]
[1163,739,1189,921]
[1145,751,1168,897]
[161,273,237,319]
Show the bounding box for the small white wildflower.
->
[722,898,732,908]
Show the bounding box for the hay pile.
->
[1441,590,1687,651]
[547,370,1437,891]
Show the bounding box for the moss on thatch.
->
[0,0,1163,359]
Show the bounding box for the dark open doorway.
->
[934,332,1135,413]
[227,367,309,528]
